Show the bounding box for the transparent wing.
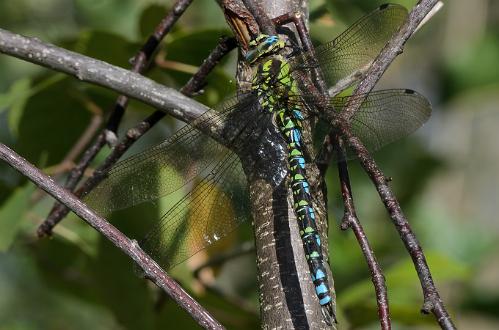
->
[330,89,431,159]
[84,92,286,270]
[84,94,257,216]
[291,4,408,87]
[137,103,286,270]
[140,151,250,270]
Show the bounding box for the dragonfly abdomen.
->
[277,106,332,307]
[254,54,333,316]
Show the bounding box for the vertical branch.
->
[333,134,390,330]
[222,0,336,328]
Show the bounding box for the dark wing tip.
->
[403,88,433,117]
[379,3,390,10]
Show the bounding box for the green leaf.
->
[444,34,499,96]
[167,29,232,66]
[0,78,31,136]
[139,4,170,40]
[0,184,34,251]
[339,252,469,306]
[338,252,469,325]
[16,77,91,166]
[0,250,121,329]
[74,30,138,68]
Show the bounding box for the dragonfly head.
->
[245,34,286,64]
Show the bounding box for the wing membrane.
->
[140,152,250,270]
[291,4,408,87]
[330,89,431,159]
[84,94,257,216]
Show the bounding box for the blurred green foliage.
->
[1,0,498,329]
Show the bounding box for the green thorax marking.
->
[246,35,300,114]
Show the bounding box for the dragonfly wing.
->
[138,103,283,270]
[332,89,431,160]
[84,91,283,270]
[139,151,250,270]
[291,4,408,88]
[84,93,257,216]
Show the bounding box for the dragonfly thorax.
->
[245,34,286,64]
[252,57,299,113]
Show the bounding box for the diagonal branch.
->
[339,0,441,122]
[326,0,455,328]
[0,143,224,330]
[0,28,210,129]
[36,36,237,236]
[46,0,196,218]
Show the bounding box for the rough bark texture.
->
[233,0,335,328]
[250,180,331,329]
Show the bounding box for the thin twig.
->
[36,36,237,236]
[54,0,195,202]
[341,129,455,329]
[333,134,390,330]
[43,110,102,176]
[30,96,103,203]
[191,241,257,316]
[329,1,455,327]
[0,143,224,330]
[107,0,195,133]
[155,52,199,74]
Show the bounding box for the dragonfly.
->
[84,3,431,323]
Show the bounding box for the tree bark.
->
[222,0,336,328]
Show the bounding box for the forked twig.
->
[332,134,390,330]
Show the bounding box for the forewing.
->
[291,4,408,88]
[136,102,283,270]
[84,93,257,216]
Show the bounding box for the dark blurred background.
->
[0,0,498,329]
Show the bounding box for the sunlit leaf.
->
[0,184,34,251]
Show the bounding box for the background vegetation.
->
[0,0,498,328]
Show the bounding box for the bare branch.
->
[333,135,390,330]
[0,28,209,126]
[37,36,237,237]
[330,1,456,327]
[0,143,224,330]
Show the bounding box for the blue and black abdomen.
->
[252,55,333,312]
